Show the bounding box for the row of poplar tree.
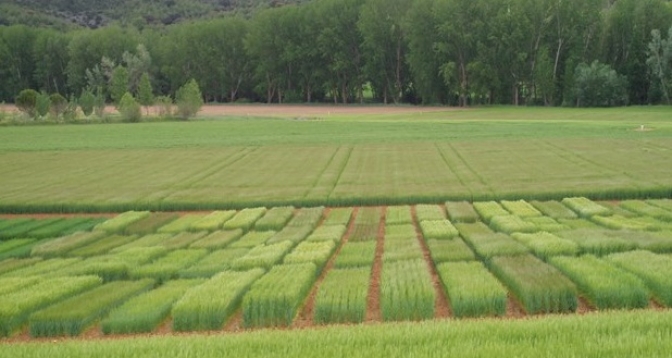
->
[2,0,672,106]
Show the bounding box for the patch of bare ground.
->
[650,299,665,311]
[293,208,358,328]
[365,207,385,323]
[223,310,245,333]
[506,295,526,319]
[411,205,452,319]
[576,297,595,315]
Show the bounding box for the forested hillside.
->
[2,0,672,107]
[0,0,305,28]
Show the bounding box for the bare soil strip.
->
[365,207,385,322]
[506,296,526,318]
[411,205,452,319]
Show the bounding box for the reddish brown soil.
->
[223,310,245,333]
[365,207,385,322]
[506,295,526,318]
[576,297,595,315]
[411,205,452,319]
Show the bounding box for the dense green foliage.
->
[3,0,672,106]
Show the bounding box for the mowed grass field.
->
[0,106,671,212]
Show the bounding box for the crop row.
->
[314,267,371,324]
[381,259,434,321]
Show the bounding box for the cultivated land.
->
[1,106,672,356]
[0,106,671,212]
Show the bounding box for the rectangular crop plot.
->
[419,220,459,240]
[179,248,250,278]
[103,279,204,334]
[591,214,662,231]
[49,256,130,282]
[0,275,102,337]
[349,207,380,242]
[386,206,413,225]
[230,241,294,270]
[0,277,41,296]
[322,208,353,226]
[160,231,208,250]
[473,202,509,223]
[501,200,542,218]
[488,254,577,314]
[0,218,63,240]
[415,204,445,222]
[283,240,337,270]
[110,233,174,252]
[95,211,151,233]
[29,279,154,337]
[524,216,568,232]
[130,249,208,282]
[557,229,637,256]
[124,213,179,235]
[426,238,475,263]
[436,261,507,318]
[242,263,317,327]
[306,224,347,243]
[30,231,107,258]
[3,258,81,277]
[189,210,237,231]
[173,269,264,331]
[0,257,42,276]
[157,214,207,234]
[531,201,578,219]
[189,229,244,250]
[456,222,528,259]
[254,206,294,231]
[381,259,434,321]
[68,234,139,257]
[314,267,370,324]
[333,241,377,268]
[489,215,537,234]
[607,250,672,306]
[445,201,479,223]
[25,218,97,239]
[510,232,579,259]
[549,255,648,309]
[229,231,275,249]
[620,200,672,221]
[562,197,612,217]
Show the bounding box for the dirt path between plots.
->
[0,104,456,119]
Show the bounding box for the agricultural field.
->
[0,107,671,212]
[0,197,670,350]
[1,106,672,356]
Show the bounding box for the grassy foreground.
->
[2,310,672,357]
[0,106,671,212]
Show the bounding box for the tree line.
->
[2,0,672,107]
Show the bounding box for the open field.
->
[0,106,671,212]
[1,106,672,355]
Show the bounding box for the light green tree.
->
[175,79,203,120]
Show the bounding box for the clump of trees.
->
[3,0,672,108]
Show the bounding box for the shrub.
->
[49,93,67,117]
[155,95,174,118]
[118,92,142,123]
[572,60,628,107]
[35,92,51,118]
[175,79,204,120]
[15,89,38,117]
[79,89,96,117]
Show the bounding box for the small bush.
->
[79,89,96,117]
[15,89,38,117]
[49,94,67,117]
[175,79,204,120]
[155,95,174,118]
[118,92,141,123]
[35,92,51,118]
